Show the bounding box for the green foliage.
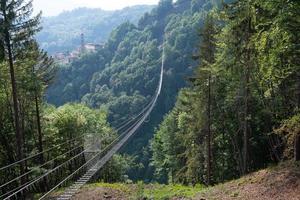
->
[98,154,136,183]
[90,182,132,194]
[135,181,145,200]
[43,103,113,139]
[275,114,300,160]
[143,183,204,200]
[35,103,133,188]
[151,89,207,184]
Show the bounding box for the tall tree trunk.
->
[4,24,26,184]
[207,75,212,185]
[242,12,252,175]
[34,91,49,191]
[35,93,44,164]
[243,64,250,174]
[222,123,225,182]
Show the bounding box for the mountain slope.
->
[51,161,300,200]
[46,0,219,180]
[197,162,300,200]
[37,5,154,53]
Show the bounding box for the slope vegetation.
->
[197,161,300,200]
[60,162,300,200]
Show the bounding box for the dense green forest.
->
[151,0,300,185]
[37,5,154,54]
[0,0,299,198]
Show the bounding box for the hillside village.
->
[53,33,105,64]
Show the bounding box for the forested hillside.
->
[36,5,154,53]
[151,0,300,185]
[46,0,224,180]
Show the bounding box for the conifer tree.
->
[193,14,217,185]
[25,42,55,164]
[221,0,256,174]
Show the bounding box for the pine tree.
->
[221,0,256,174]
[194,14,217,185]
[27,42,55,164]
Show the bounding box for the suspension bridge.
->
[0,43,165,200]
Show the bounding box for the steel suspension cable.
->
[0,138,105,199]
[3,96,155,200]
[110,98,152,130]
[0,99,154,200]
[0,100,152,172]
[40,54,165,199]
[0,140,85,190]
[38,112,148,199]
[2,144,97,200]
[0,141,91,199]
[115,97,156,133]
[0,134,85,172]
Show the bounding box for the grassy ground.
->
[140,183,204,200]
[72,182,204,200]
[68,161,300,200]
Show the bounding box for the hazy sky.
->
[33,0,160,17]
